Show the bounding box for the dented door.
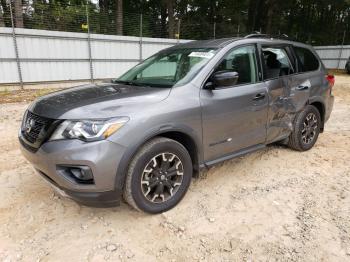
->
[265,74,310,143]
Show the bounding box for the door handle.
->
[296,85,309,91]
[253,93,266,101]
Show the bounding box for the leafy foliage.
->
[1,0,349,45]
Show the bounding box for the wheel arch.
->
[157,131,199,174]
[114,127,202,196]
[308,100,325,132]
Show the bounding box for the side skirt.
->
[200,144,266,169]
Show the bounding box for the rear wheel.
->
[288,105,321,151]
[123,137,192,213]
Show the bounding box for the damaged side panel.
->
[265,75,311,144]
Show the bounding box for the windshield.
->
[114,48,217,88]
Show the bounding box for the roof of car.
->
[167,36,310,50]
[167,38,242,50]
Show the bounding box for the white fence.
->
[0,27,349,85]
[0,27,189,85]
[314,45,350,69]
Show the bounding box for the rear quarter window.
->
[294,47,320,72]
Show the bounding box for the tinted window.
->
[294,47,320,72]
[215,45,258,85]
[262,47,294,79]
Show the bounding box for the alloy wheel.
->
[301,112,318,144]
[141,153,184,203]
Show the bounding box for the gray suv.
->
[19,36,335,213]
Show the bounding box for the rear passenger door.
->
[290,46,323,108]
[261,45,309,143]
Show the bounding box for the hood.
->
[29,83,171,119]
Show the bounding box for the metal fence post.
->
[9,0,23,89]
[177,18,181,44]
[213,22,216,39]
[85,0,94,82]
[139,14,143,62]
[337,30,346,69]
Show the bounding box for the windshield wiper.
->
[113,80,173,88]
[113,80,137,85]
[114,80,153,87]
[113,80,169,88]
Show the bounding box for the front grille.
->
[21,111,56,150]
[22,111,47,143]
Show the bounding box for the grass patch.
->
[328,69,348,75]
[0,88,61,104]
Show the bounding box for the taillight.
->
[326,74,335,88]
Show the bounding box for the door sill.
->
[202,144,266,168]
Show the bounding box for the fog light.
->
[70,168,92,180]
[57,165,94,184]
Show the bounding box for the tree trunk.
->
[14,0,23,28]
[247,0,266,33]
[247,0,258,32]
[266,0,278,34]
[160,1,167,38]
[116,0,123,35]
[167,0,175,38]
[99,0,108,34]
[0,5,5,27]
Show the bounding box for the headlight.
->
[50,117,129,142]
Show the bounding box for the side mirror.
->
[205,71,239,89]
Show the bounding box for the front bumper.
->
[19,136,127,207]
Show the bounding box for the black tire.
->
[288,105,321,151]
[123,137,192,214]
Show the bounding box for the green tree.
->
[1,0,349,45]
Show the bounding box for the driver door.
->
[200,45,269,163]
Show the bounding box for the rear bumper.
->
[325,94,334,122]
[19,136,127,207]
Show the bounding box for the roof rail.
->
[245,33,291,40]
[245,33,271,39]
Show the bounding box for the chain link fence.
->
[1,6,251,40]
[0,0,349,88]
[2,1,348,42]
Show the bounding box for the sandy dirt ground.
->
[0,75,349,262]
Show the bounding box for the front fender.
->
[112,123,202,197]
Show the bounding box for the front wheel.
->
[123,137,192,213]
[288,105,321,151]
